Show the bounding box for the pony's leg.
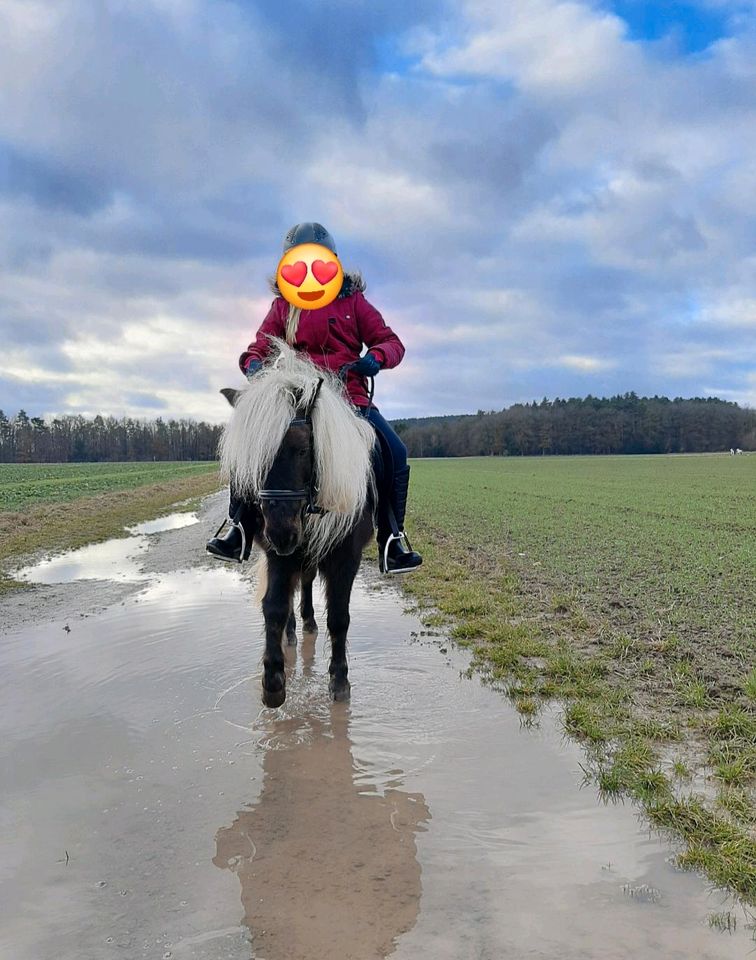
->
[261,555,297,708]
[285,609,297,647]
[320,549,361,702]
[300,566,318,635]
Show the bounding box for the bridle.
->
[256,362,375,517]
[231,365,377,563]
[256,378,326,518]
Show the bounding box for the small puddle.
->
[0,522,750,959]
[15,535,150,584]
[15,511,199,585]
[126,512,199,536]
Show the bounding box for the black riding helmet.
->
[283,222,337,255]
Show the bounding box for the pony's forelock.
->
[219,340,375,561]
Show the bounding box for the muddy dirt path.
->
[0,493,750,959]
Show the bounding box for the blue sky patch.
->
[607,0,732,53]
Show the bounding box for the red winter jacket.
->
[239,273,405,408]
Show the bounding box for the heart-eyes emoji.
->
[276,242,344,310]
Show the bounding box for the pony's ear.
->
[303,377,324,419]
[220,387,242,407]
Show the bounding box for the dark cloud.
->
[233,0,447,89]
[0,141,111,215]
[122,392,167,410]
[0,308,74,355]
[0,378,67,416]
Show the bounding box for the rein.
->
[338,362,375,407]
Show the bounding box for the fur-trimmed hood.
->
[268,270,366,299]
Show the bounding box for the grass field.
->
[0,462,219,512]
[0,461,221,592]
[404,454,756,903]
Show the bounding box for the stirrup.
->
[381,530,419,575]
[232,520,246,565]
[209,517,247,565]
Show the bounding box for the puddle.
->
[0,529,751,959]
[15,535,151,584]
[127,512,199,536]
[16,511,199,585]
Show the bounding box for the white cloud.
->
[308,158,454,245]
[2,0,756,422]
[554,354,617,372]
[704,371,756,410]
[700,296,756,328]
[655,345,742,378]
[419,0,633,93]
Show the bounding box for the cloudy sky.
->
[1,0,755,422]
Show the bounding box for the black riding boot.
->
[378,465,423,575]
[206,495,256,563]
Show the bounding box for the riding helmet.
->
[282,222,337,255]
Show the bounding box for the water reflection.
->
[126,512,199,535]
[16,536,150,584]
[214,635,431,960]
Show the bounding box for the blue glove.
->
[351,352,382,377]
[245,360,262,380]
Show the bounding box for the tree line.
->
[0,410,222,463]
[1,394,753,463]
[393,394,756,458]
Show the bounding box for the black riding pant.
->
[356,404,407,473]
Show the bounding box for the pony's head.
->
[219,341,376,560]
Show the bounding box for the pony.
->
[219,340,377,707]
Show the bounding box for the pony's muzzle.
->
[261,506,305,556]
[269,537,299,557]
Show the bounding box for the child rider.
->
[206,222,423,575]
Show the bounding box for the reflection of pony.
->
[220,341,377,707]
[213,649,430,960]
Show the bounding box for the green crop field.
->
[0,461,221,591]
[405,453,756,902]
[0,461,219,513]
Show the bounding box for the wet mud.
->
[0,493,751,959]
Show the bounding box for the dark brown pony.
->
[220,342,377,707]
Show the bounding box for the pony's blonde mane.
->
[219,340,375,561]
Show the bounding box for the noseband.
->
[256,379,326,517]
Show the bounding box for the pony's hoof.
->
[302,619,318,635]
[285,633,297,647]
[262,674,286,708]
[329,678,351,702]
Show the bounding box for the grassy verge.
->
[403,455,756,904]
[0,462,221,593]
